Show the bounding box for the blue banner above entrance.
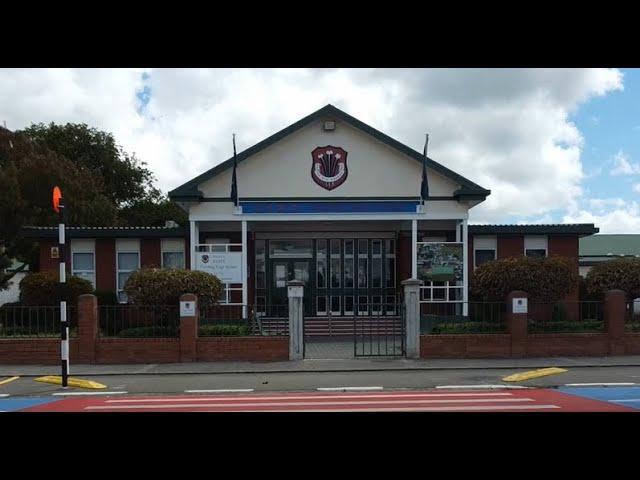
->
[240,201,420,214]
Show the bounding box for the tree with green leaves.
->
[1,123,186,292]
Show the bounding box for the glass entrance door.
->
[269,259,311,315]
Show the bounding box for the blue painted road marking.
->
[559,387,640,410]
[0,397,61,412]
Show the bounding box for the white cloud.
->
[610,150,640,176]
[633,183,640,193]
[0,67,626,227]
[564,200,640,233]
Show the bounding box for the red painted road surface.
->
[22,389,636,412]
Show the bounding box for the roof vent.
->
[323,120,336,131]
[164,220,179,228]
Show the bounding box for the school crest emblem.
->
[311,146,348,190]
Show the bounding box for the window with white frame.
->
[71,239,95,288]
[161,239,185,269]
[474,235,497,268]
[116,239,140,303]
[524,235,548,258]
[202,238,231,253]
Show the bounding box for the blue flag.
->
[421,134,429,202]
[230,134,238,206]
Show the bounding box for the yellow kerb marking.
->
[0,376,20,386]
[502,368,568,382]
[34,376,107,389]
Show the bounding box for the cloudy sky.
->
[1,68,639,232]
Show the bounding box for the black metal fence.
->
[528,301,604,333]
[199,304,289,336]
[0,305,78,338]
[420,302,506,334]
[98,305,180,338]
[626,300,640,332]
[353,302,405,357]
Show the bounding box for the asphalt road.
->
[2,366,640,397]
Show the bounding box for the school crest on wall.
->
[311,146,348,190]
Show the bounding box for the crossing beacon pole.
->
[53,186,69,388]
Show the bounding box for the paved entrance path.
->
[13,389,636,412]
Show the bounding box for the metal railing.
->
[98,305,180,338]
[353,302,405,357]
[626,299,640,332]
[0,305,78,338]
[527,301,604,333]
[420,301,506,334]
[199,304,289,336]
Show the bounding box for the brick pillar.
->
[179,293,199,362]
[77,294,98,363]
[605,289,626,355]
[506,291,529,358]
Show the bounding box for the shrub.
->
[429,322,506,334]
[528,320,604,333]
[116,325,178,337]
[471,256,578,302]
[19,271,94,306]
[586,258,640,299]
[123,268,223,307]
[198,324,250,336]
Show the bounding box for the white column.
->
[402,278,422,359]
[462,218,469,316]
[455,220,461,242]
[242,220,248,318]
[189,220,198,270]
[287,280,304,360]
[411,219,417,279]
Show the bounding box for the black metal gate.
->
[353,299,405,357]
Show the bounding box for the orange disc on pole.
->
[52,186,62,213]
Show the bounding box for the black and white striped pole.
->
[53,186,69,388]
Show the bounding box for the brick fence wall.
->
[420,289,639,358]
[0,294,289,365]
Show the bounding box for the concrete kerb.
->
[3,357,640,377]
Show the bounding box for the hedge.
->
[123,268,223,307]
[527,320,604,333]
[586,258,640,299]
[428,322,507,334]
[198,325,251,336]
[471,256,578,302]
[110,325,179,338]
[19,271,93,306]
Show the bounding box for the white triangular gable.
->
[197,118,460,199]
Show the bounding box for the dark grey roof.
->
[468,224,599,236]
[168,104,491,202]
[22,226,187,239]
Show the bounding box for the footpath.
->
[2,356,640,376]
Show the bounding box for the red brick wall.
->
[525,334,609,357]
[197,337,289,362]
[184,237,191,270]
[141,238,161,268]
[421,335,512,358]
[397,234,411,283]
[95,239,116,292]
[39,240,63,275]
[95,338,181,363]
[549,235,580,310]
[0,339,79,364]
[497,235,524,259]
